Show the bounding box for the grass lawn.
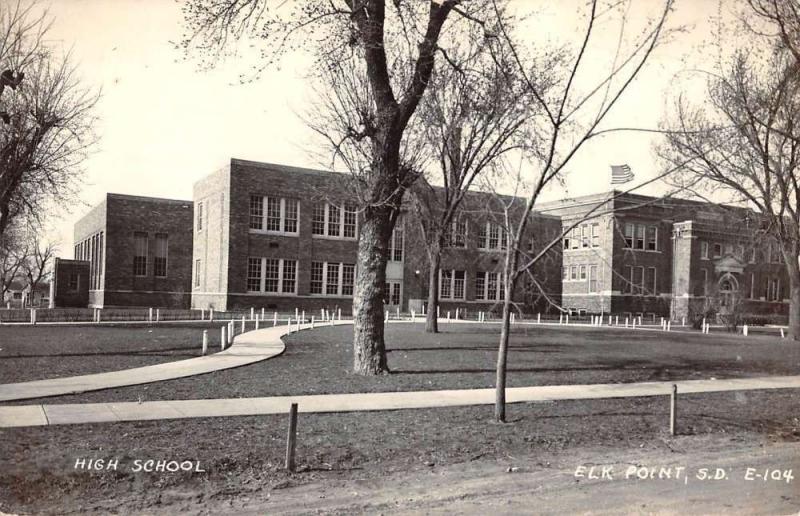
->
[0,323,226,383]
[15,322,800,405]
[2,323,800,514]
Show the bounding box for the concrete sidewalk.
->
[0,320,348,402]
[2,374,799,428]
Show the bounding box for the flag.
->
[610,164,634,185]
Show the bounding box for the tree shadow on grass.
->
[0,346,199,359]
[387,345,564,353]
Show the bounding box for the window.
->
[133,232,147,276]
[343,203,357,238]
[310,261,324,294]
[736,244,745,260]
[475,272,486,300]
[439,269,466,300]
[447,217,467,248]
[264,258,280,292]
[341,263,355,296]
[771,243,783,264]
[700,241,709,260]
[476,271,503,301]
[282,260,297,294]
[384,282,401,305]
[326,262,340,295]
[453,270,465,299]
[570,265,577,281]
[247,258,262,292]
[767,277,781,301]
[195,259,201,287]
[713,243,722,258]
[562,267,568,281]
[310,261,354,296]
[748,247,756,263]
[563,230,571,250]
[724,243,734,256]
[591,223,600,247]
[487,272,498,300]
[624,223,634,248]
[390,223,404,262]
[250,196,298,234]
[581,225,589,248]
[579,265,587,281]
[701,268,708,296]
[646,226,657,251]
[589,265,598,292]
[196,202,203,232]
[154,233,168,277]
[479,222,506,251]
[312,202,357,238]
[635,225,645,250]
[632,266,644,295]
[623,266,633,293]
[249,195,263,230]
[646,267,657,295]
[750,272,755,299]
[68,273,79,292]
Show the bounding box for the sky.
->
[32,0,725,255]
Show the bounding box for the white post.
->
[202,330,208,356]
[241,316,245,333]
[385,310,389,322]
[608,315,612,325]
[566,314,569,325]
[96,309,100,323]
[616,315,619,326]
[295,307,299,320]
[210,308,214,322]
[743,324,748,337]
[681,317,685,327]
[559,314,563,325]
[321,308,325,320]
[667,321,671,331]
[201,308,205,320]
[149,307,153,322]
[221,326,226,350]
[255,316,260,330]
[250,307,254,320]
[30,308,35,325]
[156,309,160,322]
[537,313,541,324]
[437,306,440,318]
[296,317,300,333]
[702,317,706,332]
[411,310,415,322]
[338,308,341,321]
[625,317,629,328]
[261,307,265,319]
[632,319,636,329]
[311,316,315,329]
[301,310,305,323]
[447,311,451,322]
[397,307,400,320]
[781,328,785,338]
[274,312,278,326]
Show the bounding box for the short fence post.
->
[559,314,563,325]
[385,310,389,322]
[202,330,208,356]
[447,311,451,322]
[566,314,569,325]
[255,316,260,330]
[96,309,100,324]
[241,316,245,333]
[670,384,678,436]
[781,328,785,338]
[229,321,234,344]
[411,310,415,322]
[681,317,685,327]
[261,307,265,319]
[338,308,341,321]
[437,306,440,319]
[615,315,619,326]
[667,321,671,332]
[30,308,35,325]
[221,326,226,351]
[743,324,748,337]
[285,403,298,472]
[156,309,160,322]
[296,317,300,333]
[149,307,153,322]
[321,308,325,320]
[301,310,305,323]
[537,313,541,324]
[250,307,254,320]
[274,312,278,326]
[295,308,299,320]
[201,308,205,320]
[210,308,214,322]
[311,316,315,329]
[396,307,400,320]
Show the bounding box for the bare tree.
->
[0,5,97,236]
[486,0,673,421]
[0,1,49,115]
[658,3,800,339]
[407,30,534,333]
[182,0,506,375]
[21,234,55,306]
[0,226,27,301]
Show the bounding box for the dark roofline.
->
[106,193,192,205]
[230,158,348,178]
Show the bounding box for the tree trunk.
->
[786,254,800,341]
[494,292,513,422]
[352,207,393,375]
[425,248,440,333]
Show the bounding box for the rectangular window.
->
[312,203,326,235]
[343,203,357,238]
[635,225,645,250]
[475,272,486,300]
[579,265,587,281]
[266,196,282,232]
[646,226,657,251]
[624,223,634,248]
[589,265,598,292]
[487,272,498,300]
[772,243,783,263]
[263,258,280,293]
[390,224,404,262]
[570,265,577,280]
[700,241,709,260]
[449,217,467,248]
[247,257,262,292]
[750,272,755,299]
[440,270,452,299]
[591,223,600,247]
[623,266,633,294]
[133,232,147,276]
[341,263,355,296]
[571,227,579,249]
[453,270,466,299]
[195,259,201,287]
[328,205,341,237]
[767,277,780,301]
[326,262,340,295]
[310,261,324,294]
[748,247,756,263]
[154,233,168,277]
[724,243,734,256]
[284,199,298,233]
[702,268,708,296]
[562,267,568,281]
[478,223,487,249]
[646,267,657,295]
[581,225,589,248]
[390,283,401,305]
[249,195,263,230]
[197,202,203,232]
[633,266,644,295]
[713,243,722,258]
[488,223,499,249]
[282,260,297,293]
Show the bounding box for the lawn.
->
[2,322,800,514]
[0,323,226,383]
[14,322,800,405]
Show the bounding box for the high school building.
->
[539,191,790,321]
[69,159,791,322]
[189,159,562,314]
[71,193,194,308]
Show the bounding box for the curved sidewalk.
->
[0,320,345,402]
[3,375,800,428]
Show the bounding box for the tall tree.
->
[21,234,55,306]
[488,0,673,421]
[658,2,800,338]
[182,0,503,374]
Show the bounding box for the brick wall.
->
[52,258,90,308]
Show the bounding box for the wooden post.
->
[149,307,153,322]
[156,309,160,322]
[338,308,341,321]
[566,314,569,325]
[670,384,677,436]
[250,307,254,320]
[537,313,541,324]
[615,315,619,326]
[274,312,278,326]
[221,326,226,351]
[201,308,205,320]
[301,310,305,323]
[743,324,748,337]
[255,316,260,330]
[385,310,389,322]
[295,307,299,320]
[311,316,315,329]
[210,308,214,322]
[202,330,208,355]
[411,310,415,322]
[285,403,298,472]
[396,307,400,320]
[781,328,785,338]
[559,314,563,325]
[241,316,245,333]
[261,307,265,319]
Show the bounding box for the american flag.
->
[610,164,634,185]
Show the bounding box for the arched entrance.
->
[717,273,739,313]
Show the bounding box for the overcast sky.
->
[36,0,724,255]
